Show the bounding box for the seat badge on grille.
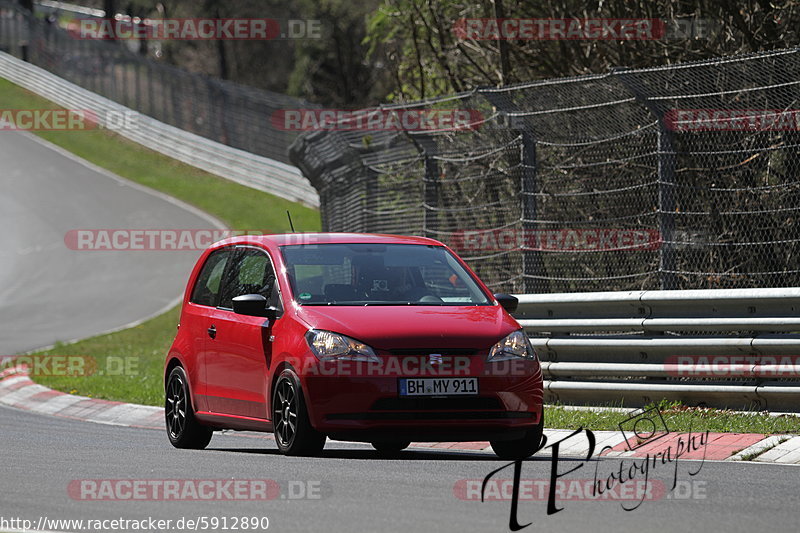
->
[429,353,443,365]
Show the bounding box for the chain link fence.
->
[0,1,311,164]
[290,47,800,294]
[3,2,799,295]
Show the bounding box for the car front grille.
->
[386,348,482,357]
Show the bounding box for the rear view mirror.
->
[232,294,278,319]
[493,293,518,313]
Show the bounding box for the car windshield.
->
[280,243,491,306]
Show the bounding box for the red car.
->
[164,233,543,458]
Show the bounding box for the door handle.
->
[207,325,216,339]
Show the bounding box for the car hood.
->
[293,304,519,351]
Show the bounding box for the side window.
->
[219,247,280,310]
[190,248,233,307]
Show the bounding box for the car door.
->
[184,246,235,412]
[205,246,281,419]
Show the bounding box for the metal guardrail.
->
[0,52,320,208]
[514,287,800,411]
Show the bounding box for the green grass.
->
[0,79,319,232]
[0,78,319,404]
[547,400,800,435]
[10,309,181,406]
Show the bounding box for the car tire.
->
[165,366,213,449]
[490,417,544,460]
[272,370,326,456]
[371,441,411,454]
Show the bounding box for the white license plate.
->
[399,378,478,396]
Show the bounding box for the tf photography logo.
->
[478,409,709,531]
[618,406,670,450]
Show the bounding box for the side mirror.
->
[232,294,278,319]
[494,293,519,314]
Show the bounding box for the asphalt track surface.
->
[0,404,797,533]
[0,132,221,354]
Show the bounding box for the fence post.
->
[0,9,6,52]
[19,4,29,62]
[615,69,678,290]
[656,127,677,289]
[414,135,439,238]
[482,92,544,293]
[520,130,545,293]
[134,60,141,111]
[147,60,155,119]
[363,163,379,233]
[158,64,167,124]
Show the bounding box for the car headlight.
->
[305,330,378,362]
[487,330,537,362]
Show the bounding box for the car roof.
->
[213,232,444,248]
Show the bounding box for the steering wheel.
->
[418,294,444,303]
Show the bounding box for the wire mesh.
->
[4,3,799,294]
[0,1,311,164]
[290,48,800,294]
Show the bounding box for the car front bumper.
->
[299,358,543,441]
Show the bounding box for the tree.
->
[365,0,798,101]
[286,0,389,106]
